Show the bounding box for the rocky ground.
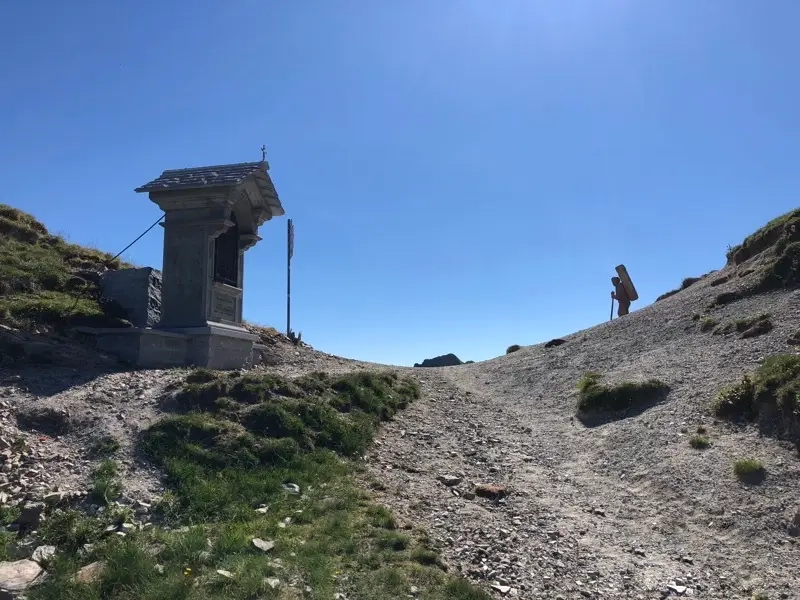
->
[1,261,799,598]
[365,271,800,600]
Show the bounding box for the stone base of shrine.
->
[79,322,258,369]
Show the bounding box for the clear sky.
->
[2,1,799,366]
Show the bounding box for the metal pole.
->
[287,219,292,336]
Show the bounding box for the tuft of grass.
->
[89,460,122,505]
[576,372,669,414]
[89,435,121,458]
[698,316,719,332]
[506,344,521,354]
[681,276,701,289]
[654,288,679,302]
[709,291,742,308]
[714,354,800,442]
[25,368,488,600]
[689,435,710,449]
[655,274,705,302]
[0,204,131,332]
[734,457,765,480]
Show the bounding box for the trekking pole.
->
[609,297,615,321]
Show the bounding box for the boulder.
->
[0,559,43,599]
[75,561,105,584]
[31,546,56,565]
[544,338,566,349]
[474,484,508,499]
[413,353,462,368]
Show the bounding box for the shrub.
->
[689,435,710,449]
[576,372,669,414]
[506,344,521,354]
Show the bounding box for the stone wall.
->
[101,268,162,328]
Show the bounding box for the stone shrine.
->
[87,160,284,369]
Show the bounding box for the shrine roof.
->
[134,161,269,193]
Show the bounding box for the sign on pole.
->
[287,219,293,336]
[288,218,294,260]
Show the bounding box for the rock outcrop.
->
[413,353,462,368]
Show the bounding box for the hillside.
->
[367,210,800,599]
[0,205,799,599]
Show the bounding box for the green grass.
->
[726,208,800,265]
[576,372,670,414]
[505,344,521,354]
[714,354,800,442]
[713,314,773,338]
[89,460,122,505]
[89,435,121,458]
[0,204,131,332]
[734,458,765,480]
[698,316,719,332]
[25,369,489,600]
[689,435,711,449]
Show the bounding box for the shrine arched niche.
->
[213,211,240,287]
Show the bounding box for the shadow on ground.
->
[576,389,670,428]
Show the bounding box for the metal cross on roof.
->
[261,145,267,161]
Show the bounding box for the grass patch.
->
[655,274,704,302]
[681,276,702,289]
[689,435,710,449]
[89,460,122,505]
[26,369,488,600]
[727,208,800,265]
[506,344,521,354]
[698,316,719,332]
[576,372,669,418]
[0,204,131,332]
[714,354,800,442]
[734,458,765,481]
[654,288,679,302]
[713,314,772,338]
[711,209,800,306]
[89,435,121,458]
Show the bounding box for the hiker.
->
[611,276,631,317]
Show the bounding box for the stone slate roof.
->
[135,162,268,193]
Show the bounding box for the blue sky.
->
[2,1,799,366]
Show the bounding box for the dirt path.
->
[365,281,800,599]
